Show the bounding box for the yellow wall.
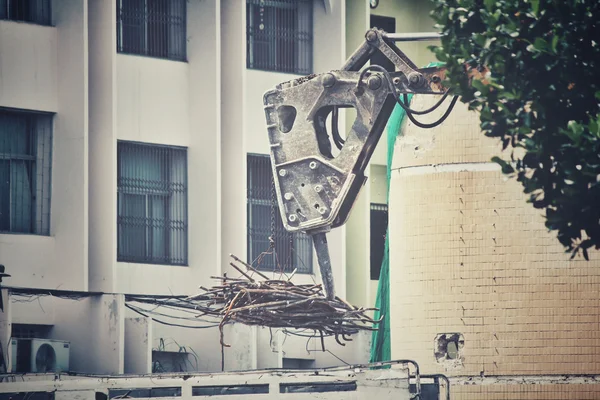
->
[388,95,600,397]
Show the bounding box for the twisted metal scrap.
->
[187,254,381,348]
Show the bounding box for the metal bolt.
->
[367,75,382,90]
[408,72,424,87]
[309,161,318,170]
[322,73,336,88]
[318,207,327,215]
[284,192,293,200]
[393,77,401,86]
[279,169,287,177]
[366,30,378,42]
[314,185,323,193]
[288,214,298,222]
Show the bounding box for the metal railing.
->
[247,154,313,274]
[117,0,187,61]
[0,108,52,235]
[246,0,313,75]
[117,141,188,266]
[0,0,51,25]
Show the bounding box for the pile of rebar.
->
[188,254,381,347]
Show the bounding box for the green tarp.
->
[369,97,412,363]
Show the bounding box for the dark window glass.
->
[247,154,312,273]
[370,203,388,280]
[0,0,51,25]
[370,15,396,72]
[0,108,52,235]
[246,0,313,74]
[117,141,188,265]
[116,0,186,61]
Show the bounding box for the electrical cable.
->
[330,106,345,150]
[357,65,459,129]
[402,91,450,115]
[126,303,219,324]
[125,304,220,329]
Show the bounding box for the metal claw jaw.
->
[263,28,450,300]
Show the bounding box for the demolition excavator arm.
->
[262,29,481,299]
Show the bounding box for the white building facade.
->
[0,0,370,375]
[0,0,438,376]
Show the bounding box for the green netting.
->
[370,63,443,363]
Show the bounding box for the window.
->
[246,0,313,74]
[370,203,388,280]
[247,154,312,273]
[370,15,396,72]
[0,108,52,235]
[0,0,51,25]
[117,141,187,265]
[116,0,186,61]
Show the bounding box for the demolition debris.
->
[125,254,380,349]
[192,254,380,348]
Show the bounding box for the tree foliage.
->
[430,0,600,258]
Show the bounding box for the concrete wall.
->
[0,1,89,292]
[149,313,223,373]
[124,317,152,374]
[90,0,222,296]
[388,95,600,398]
[4,293,124,374]
[50,294,124,374]
[0,22,57,111]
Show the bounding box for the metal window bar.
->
[0,108,52,235]
[0,0,51,25]
[247,154,312,274]
[246,0,313,74]
[117,141,188,265]
[116,0,186,61]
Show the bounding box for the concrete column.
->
[0,289,11,373]
[88,0,118,293]
[54,0,89,290]
[188,0,222,288]
[124,317,152,374]
[220,0,247,275]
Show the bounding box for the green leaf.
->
[533,37,548,51]
[484,0,495,11]
[551,35,559,53]
[491,156,515,174]
[530,0,539,15]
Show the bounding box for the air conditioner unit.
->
[11,338,70,373]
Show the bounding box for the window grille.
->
[11,324,51,339]
[0,0,51,25]
[117,141,187,265]
[370,203,388,280]
[0,108,52,235]
[247,154,313,274]
[116,0,186,61]
[246,0,313,74]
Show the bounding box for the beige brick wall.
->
[388,97,600,398]
[453,384,600,399]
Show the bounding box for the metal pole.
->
[384,32,443,42]
[311,232,335,300]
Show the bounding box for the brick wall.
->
[388,96,600,398]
